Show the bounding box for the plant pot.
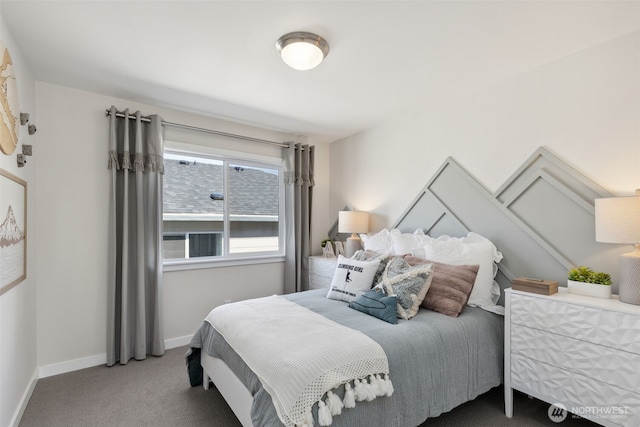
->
[567,280,612,299]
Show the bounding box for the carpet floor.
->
[19,346,598,427]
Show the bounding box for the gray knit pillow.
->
[375,257,433,320]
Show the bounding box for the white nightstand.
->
[504,287,640,427]
[308,256,338,290]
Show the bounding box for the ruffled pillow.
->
[419,232,502,308]
[390,229,434,255]
[360,229,393,253]
[362,228,437,256]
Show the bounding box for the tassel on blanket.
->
[363,377,376,402]
[369,375,381,396]
[326,391,343,416]
[343,382,356,409]
[354,379,367,402]
[301,411,314,427]
[384,374,394,397]
[305,374,391,427]
[318,401,333,426]
[374,374,386,396]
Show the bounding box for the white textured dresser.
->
[504,287,640,427]
[308,256,337,290]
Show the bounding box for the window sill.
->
[163,254,285,272]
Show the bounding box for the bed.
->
[189,288,504,427]
[187,147,624,427]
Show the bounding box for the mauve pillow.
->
[403,256,478,317]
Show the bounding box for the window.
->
[162,147,284,266]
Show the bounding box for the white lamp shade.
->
[595,196,640,244]
[338,211,369,234]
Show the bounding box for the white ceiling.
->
[2,1,639,143]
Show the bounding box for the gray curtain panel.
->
[107,106,165,366]
[283,143,315,293]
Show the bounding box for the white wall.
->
[33,82,330,369]
[329,31,640,232]
[0,12,37,427]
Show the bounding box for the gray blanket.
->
[189,289,504,427]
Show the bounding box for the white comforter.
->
[205,295,391,427]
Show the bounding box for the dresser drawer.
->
[308,256,337,290]
[510,294,640,354]
[511,354,640,427]
[511,324,640,391]
[309,273,331,290]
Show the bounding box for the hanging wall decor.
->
[0,41,19,155]
[0,168,27,295]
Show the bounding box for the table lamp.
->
[338,211,369,258]
[595,190,640,305]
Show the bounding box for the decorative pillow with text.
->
[326,255,381,303]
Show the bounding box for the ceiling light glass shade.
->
[276,32,329,71]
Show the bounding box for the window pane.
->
[163,151,282,262]
[163,154,225,259]
[163,234,186,259]
[228,163,280,253]
[188,233,222,257]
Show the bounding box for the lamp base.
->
[618,246,640,305]
[345,235,362,259]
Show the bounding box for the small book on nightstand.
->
[511,277,558,295]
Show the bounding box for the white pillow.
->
[360,228,393,253]
[326,255,381,303]
[435,232,503,263]
[420,232,502,308]
[390,228,434,255]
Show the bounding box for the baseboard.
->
[14,335,193,426]
[37,335,193,379]
[39,352,107,379]
[9,369,38,427]
[165,334,192,350]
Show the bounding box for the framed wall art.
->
[0,40,20,155]
[0,168,26,295]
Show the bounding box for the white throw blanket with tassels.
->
[205,295,393,427]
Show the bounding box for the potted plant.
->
[567,266,612,299]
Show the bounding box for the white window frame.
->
[163,141,285,271]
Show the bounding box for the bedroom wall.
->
[33,82,330,370]
[0,12,38,427]
[329,30,640,234]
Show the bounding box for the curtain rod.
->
[105,109,291,149]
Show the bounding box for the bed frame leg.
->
[505,386,513,418]
[203,369,210,390]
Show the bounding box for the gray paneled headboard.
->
[389,146,628,305]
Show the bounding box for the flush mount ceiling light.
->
[276,31,330,71]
